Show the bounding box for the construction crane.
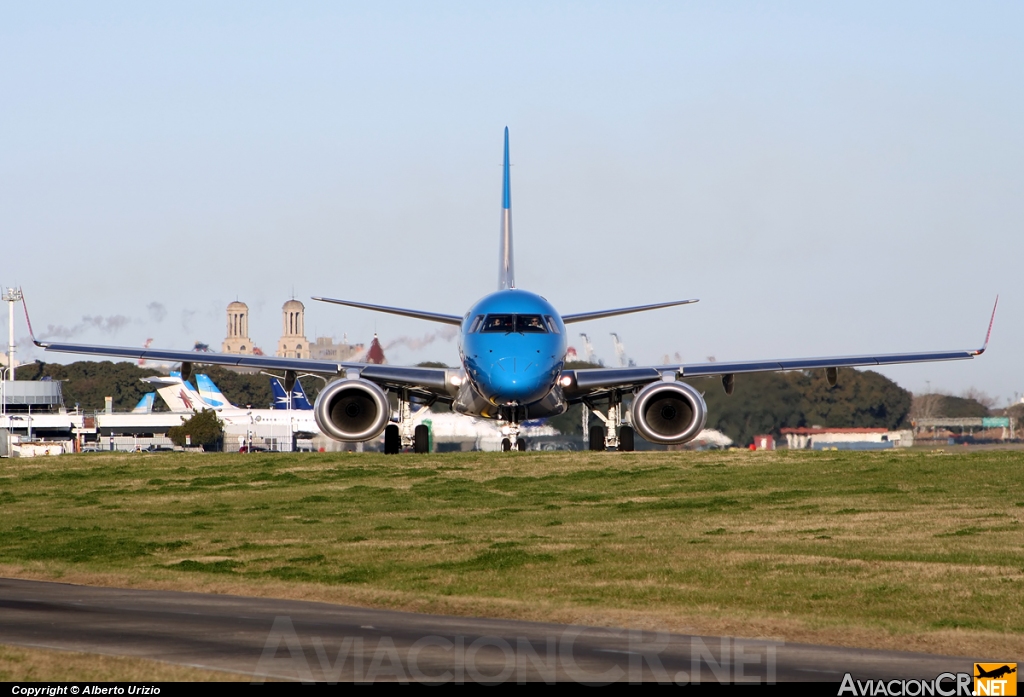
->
[578,333,595,363]
[610,333,635,367]
[610,333,626,367]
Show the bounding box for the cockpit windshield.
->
[481,314,515,333]
[516,315,547,333]
[479,314,549,334]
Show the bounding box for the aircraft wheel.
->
[516,439,527,451]
[619,426,635,452]
[384,424,401,454]
[589,426,606,451]
[413,425,430,454]
[501,438,512,452]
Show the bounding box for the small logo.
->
[975,663,1017,696]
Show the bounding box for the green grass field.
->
[1,449,1022,659]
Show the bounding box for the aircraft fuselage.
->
[459,289,567,418]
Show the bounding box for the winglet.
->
[974,295,998,355]
[498,126,515,290]
[18,288,44,347]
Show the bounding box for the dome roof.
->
[283,299,304,310]
[227,301,248,310]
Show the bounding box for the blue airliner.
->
[36,129,996,453]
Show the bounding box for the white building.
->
[781,427,913,450]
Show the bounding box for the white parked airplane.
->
[142,374,319,439]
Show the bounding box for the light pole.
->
[9,414,31,444]
[3,288,23,382]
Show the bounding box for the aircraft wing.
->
[562,299,699,324]
[563,298,997,397]
[34,341,450,394]
[563,347,984,395]
[312,297,463,325]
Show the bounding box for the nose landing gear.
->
[499,407,528,452]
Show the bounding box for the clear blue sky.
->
[2,2,1021,402]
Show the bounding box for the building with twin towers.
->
[220,299,365,362]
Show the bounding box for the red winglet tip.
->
[19,287,39,343]
[981,295,998,351]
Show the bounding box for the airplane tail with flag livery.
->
[195,374,234,409]
[270,376,313,410]
[141,375,205,413]
[131,393,155,414]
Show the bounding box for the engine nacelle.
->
[631,380,708,445]
[313,378,390,442]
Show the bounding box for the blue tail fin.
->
[195,374,234,408]
[271,377,313,410]
[270,377,289,408]
[498,127,515,290]
[290,380,313,410]
[131,393,155,414]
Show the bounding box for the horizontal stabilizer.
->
[313,297,463,326]
[140,375,205,412]
[562,299,699,324]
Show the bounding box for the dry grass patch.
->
[0,449,1022,660]
[0,644,250,681]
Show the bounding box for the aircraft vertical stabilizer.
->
[270,377,289,408]
[131,393,155,414]
[141,376,205,413]
[271,377,313,410]
[195,374,235,408]
[498,127,515,290]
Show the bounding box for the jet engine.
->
[631,380,708,445]
[313,379,390,442]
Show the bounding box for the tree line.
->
[15,361,321,412]
[17,360,996,446]
[548,362,915,446]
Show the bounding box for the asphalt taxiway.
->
[0,578,977,683]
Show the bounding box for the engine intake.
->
[313,378,390,442]
[631,381,708,445]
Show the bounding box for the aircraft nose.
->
[488,358,547,404]
[495,357,528,374]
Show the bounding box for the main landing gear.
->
[585,393,635,452]
[384,389,432,454]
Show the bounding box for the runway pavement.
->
[0,577,978,683]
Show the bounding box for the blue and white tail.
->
[131,393,155,413]
[270,377,313,410]
[498,127,515,290]
[195,374,234,409]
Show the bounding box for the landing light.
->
[559,375,573,387]
[450,374,464,386]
